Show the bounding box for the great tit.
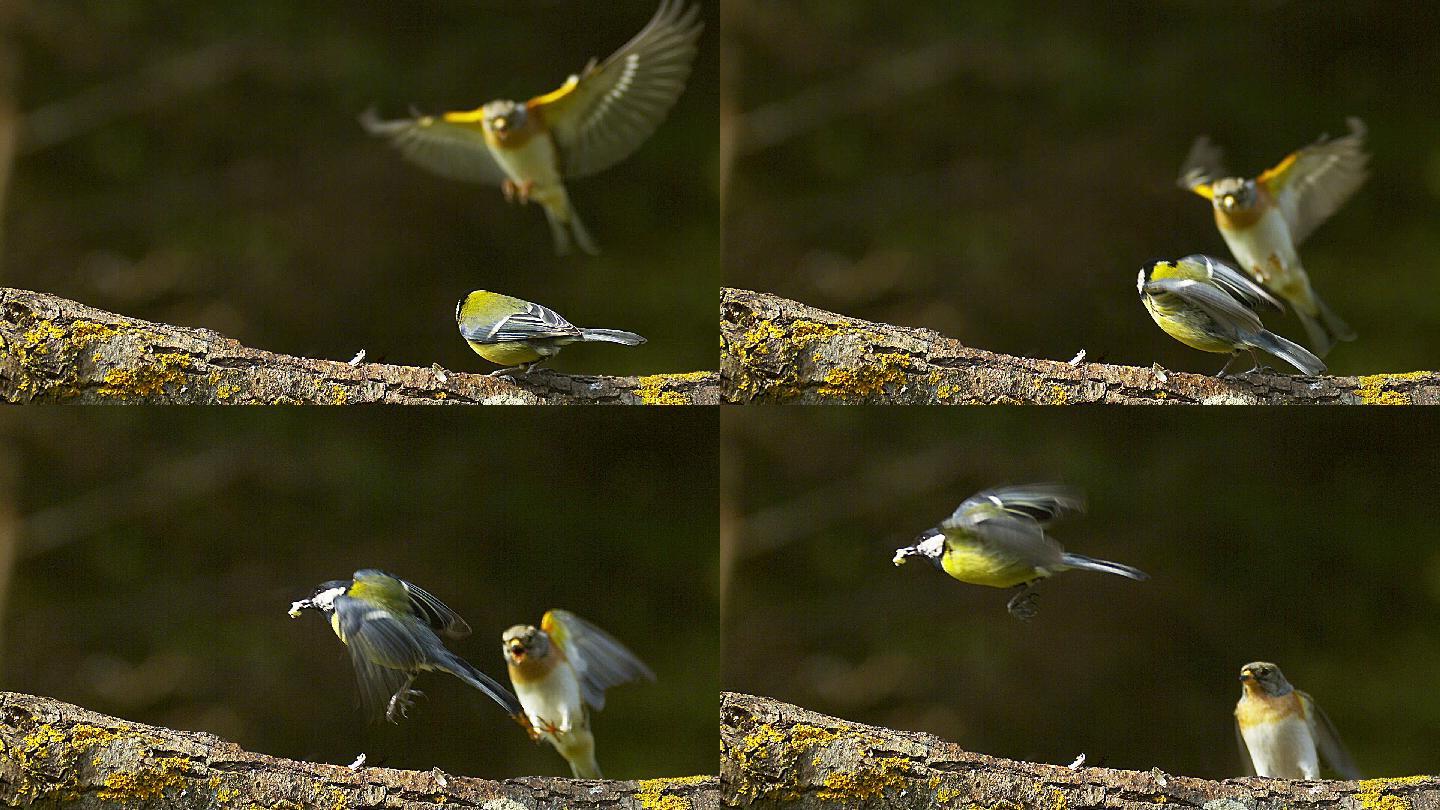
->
[455,290,645,375]
[1138,254,1325,377]
[1235,661,1360,780]
[502,610,654,778]
[289,569,522,722]
[360,1,703,255]
[892,484,1148,619]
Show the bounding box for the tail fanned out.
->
[578,328,646,346]
[1061,553,1149,581]
[1251,330,1327,376]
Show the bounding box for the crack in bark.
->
[0,287,719,405]
[719,288,1440,404]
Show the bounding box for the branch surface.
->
[0,691,717,809]
[720,288,1440,404]
[719,691,1436,809]
[0,287,718,404]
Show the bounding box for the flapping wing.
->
[1178,134,1230,198]
[360,107,508,186]
[943,485,1079,565]
[531,0,703,179]
[958,484,1085,526]
[1143,277,1266,336]
[1186,254,1284,312]
[1234,719,1257,776]
[1301,691,1362,779]
[542,609,655,711]
[334,594,430,718]
[400,578,471,639]
[467,300,581,344]
[1259,118,1369,245]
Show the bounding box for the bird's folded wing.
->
[1301,691,1362,779]
[335,596,429,716]
[1143,277,1266,335]
[469,301,580,343]
[531,0,703,179]
[542,609,655,712]
[1260,118,1369,245]
[401,578,472,639]
[1177,134,1229,197]
[360,108,509,186]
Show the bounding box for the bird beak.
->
[1238,671,1253,682]
[1221,194,1235,208]
[288,599,309,618]
[507,641,526,661]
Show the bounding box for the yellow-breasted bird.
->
[502,610,655,779]
[361,1,704,256]
[1235,661,1360,780]
[1179,118,1367,356]
[892,484,1147,620]
[455,290,645,375]
[1138,254,1326,377]
[289,569,522,723]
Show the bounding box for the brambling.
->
[1235,662,1361,780]
[455,290,645,375]
[1138,254,1325,376]
[502,610,655,779]
[288,569,522,723]
[361,1,704,256]
[892,484,1147,620]
[1179,118,1367,356]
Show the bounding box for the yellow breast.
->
[940,542,1038,588]
[467,340,544,366]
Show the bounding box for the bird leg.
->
[531,714,564,737]
[486,359,547,378]
[1214,353,1239,378]
[386,677,426,724]
[500,179,536,205]
[514,713,542,742]
[1006,582,1041,621]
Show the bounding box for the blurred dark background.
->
[722,1,1440,376]
[722,407,1440,779]
[0,0,718,376]
[0,408,718,779]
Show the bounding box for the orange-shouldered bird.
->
[502,610,655,778]
[1179,118,1367,356]
[1235,661,1360,780]
[361,1,704,256]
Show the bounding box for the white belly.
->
[1242,716,1319,779]
[1220,207,1302,285]
[489,134,565,203]
[516,664,587,737]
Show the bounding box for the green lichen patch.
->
[635,371,712,405]
[1356,775,1430,810]
[636,775,711,810]
[1355,372,1432,405]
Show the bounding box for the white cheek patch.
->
[310,586,346,611]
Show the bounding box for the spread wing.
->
[461,300,580,344]
[1234,718,1257,776]
[542,609,655,711]
[530,0,703,179]
[1187,254,1284,313]
[1178,134,1230,198]
[400,578,471,639]
[942,485,1079,566]
[1142,277,1265,336]
[334,594,431,718]
[1300,691,1362,779]
[360,107,508,186]
[1259,118,1369,245]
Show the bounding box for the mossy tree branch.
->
[0,691,717,809]
[0,287,718,404]
[719,288,1440,404]
[719,691,1434,809]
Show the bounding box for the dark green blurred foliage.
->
[722,408,1440,778]
[724,1,1440,376]
[1,409,718,779]
[5,0,718,375]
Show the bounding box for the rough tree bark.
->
[720,692,1437,809]
[0,691,717,809]
[0,288,718,404]
[720,288,1440,404]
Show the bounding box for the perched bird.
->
[361,1,704,255]
[892,484,1147,619]
[1235,661,1360,780]
[455,290,645,375]
[1179,118,1367,355]
[289,569,522,723]
[502,610,655,778]
[1138,254,1326,377]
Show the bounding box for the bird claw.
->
[386,689,425,723]
[1006,588,1040,621]
[532,714,564,737]
[501,179,536,205]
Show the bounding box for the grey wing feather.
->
[1178,134,1230,190]
[547,0,703,179]
[479,302,582,343]
[550,610,655,712]
[335,596,429,718]
[1302,692,1362,779]
[1275,118,1369,245]
[952,484,1085,526]
[401,579,471,639]
[1234,719,1257,776]
[1186,254,1284,312]
[1143,277,1266,335]
[944,485,1076,567]
[360,108,508,186]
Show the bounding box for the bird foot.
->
[386,689,425,723]
[533,715,564,737]
[501,179,536,205]
[1006,589,1040,621]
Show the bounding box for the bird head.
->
[1213,177,1257,212]
[1239,661,1293,697]
[288,579,349,618]
[892,528,946,569]
[502,624,551,665]
[482,101,527,138]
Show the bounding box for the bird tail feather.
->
[542,202,600,257]
[1251,330,1327,375]
[435,650,523,716]
[1061,553,1149,581]
[578,328,646,346]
